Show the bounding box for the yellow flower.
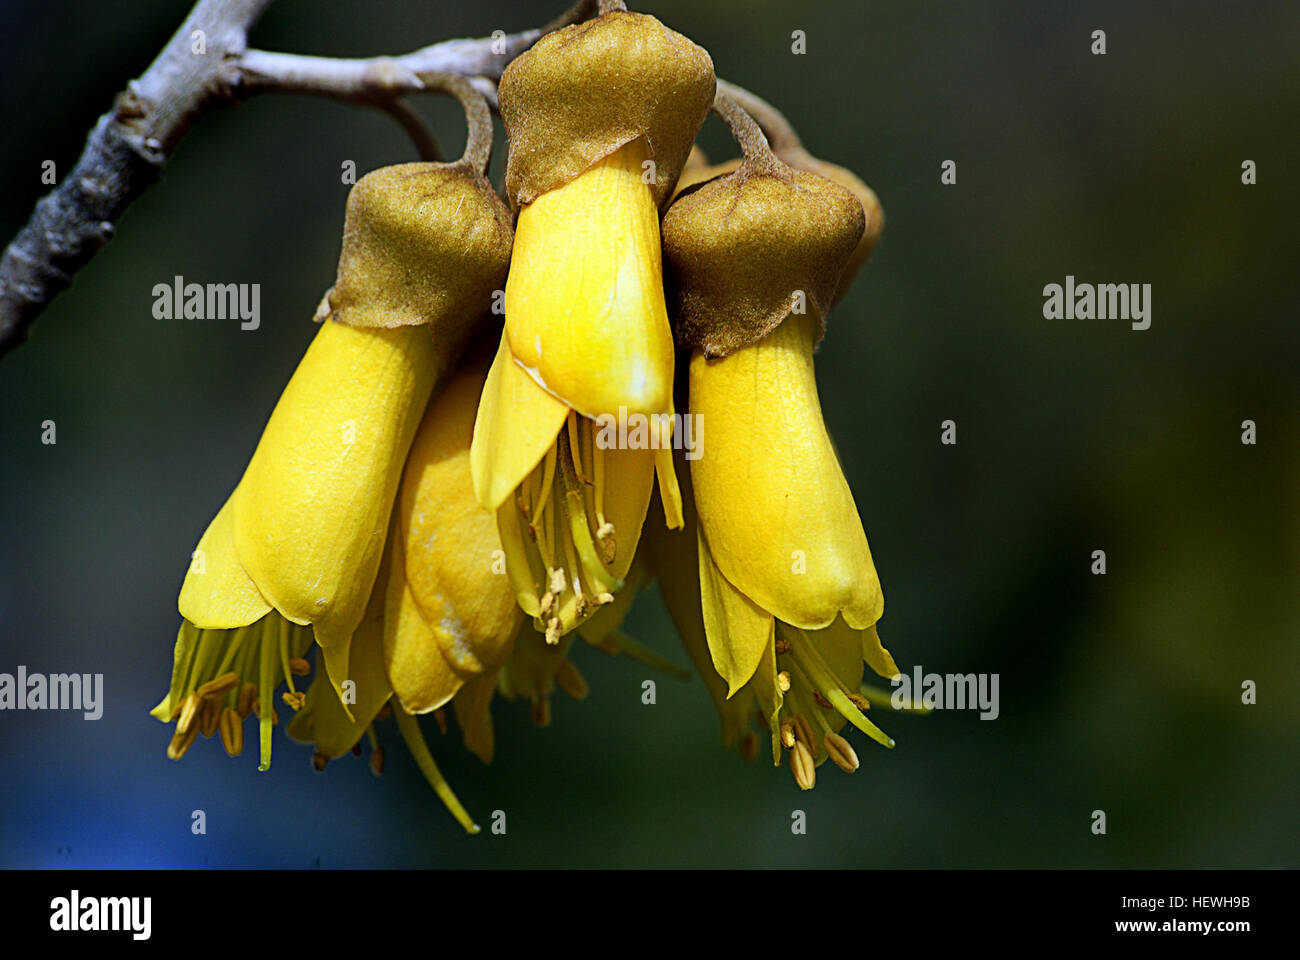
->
[156,318,438,769]
[383,359,522,717]
[688,310,900,788]
[471,140,683,643]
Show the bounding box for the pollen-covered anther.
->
[218,707,243,757]
[847,692,871,713]
[824,731,860,773]
[288,658,311,677]
[548,567,567,596]
[545,617,561,646]
[776,670,792,693]
[739,731,760,764]
[167,723,199,761]
[596,522,616,565]
[774,637,792,656]
[779,718,796,750]
[196,671,240,699]
[281,691,306,711]
[237,682,257,718]
[369,746,385,777]
[789,740,816,790]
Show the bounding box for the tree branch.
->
[0,0,597,357]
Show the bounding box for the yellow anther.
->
[177,692,201,736]
[774,637,791,656]
[595,591,615,605]
[776,670,792,693]
[288,658,311,677]
[792,712,816,750]
[218,707,243,757]
[545,617,561,646]
[789,740,816,790]
[281,691,306,711]
[823,731,860,773]
[196,671,240,699]
[846,692,871,713]
[166,723,199,761]
[548,567,567,596]
[780,718,796,750]
[237,682,257,718]
[199,697,222,738]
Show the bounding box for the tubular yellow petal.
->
[504,138,675,421]
[400,366,522,676]
[382,538,466,715]
[697,526,775,697]
[233,319,440,696]
[286,559,394,757]
[177,489,272,630]
[470,331,569,512]
[689,311,883,631]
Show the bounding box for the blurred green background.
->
[1,0,1296,868]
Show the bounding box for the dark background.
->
[1,0,1296,868]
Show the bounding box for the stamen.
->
[282,691,306,711]
[369,746,385,777]
[257,619,277,770]
[196,672,239,699]
[177,692,201,736]
[433,709,448,735]
[824,731,860,773]
[786,645,894,750]
[288,658,311,677]
[792,712,816,750]
[392,704,480,834]
[789,739,816,790]
[545,617,561,646]
[167,723,199,761]
[199,697,222,738]
[774,637,791,656]
[566,412,592,484]
[776,670,792,693]
[312,751,329,772]
[812,690,833,709]
[531,446,558,526]
[219,707,243,757]
[237,682,257,718]
[846,692,871,713]
[780,718,796,749]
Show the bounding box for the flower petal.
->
[178,489,272,630]
[401,366,522,675]
[470,331,569,512]
[505,139,675,421]
[382,537,466,714]
[697,525,774,696]
[689,311,883,631]
[233,319,439,698]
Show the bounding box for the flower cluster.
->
[153,3,901,828]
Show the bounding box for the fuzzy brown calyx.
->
[662,158,865,358]
[320,162,513,338]
[498,10,715,209]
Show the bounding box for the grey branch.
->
[0,0,596,357]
